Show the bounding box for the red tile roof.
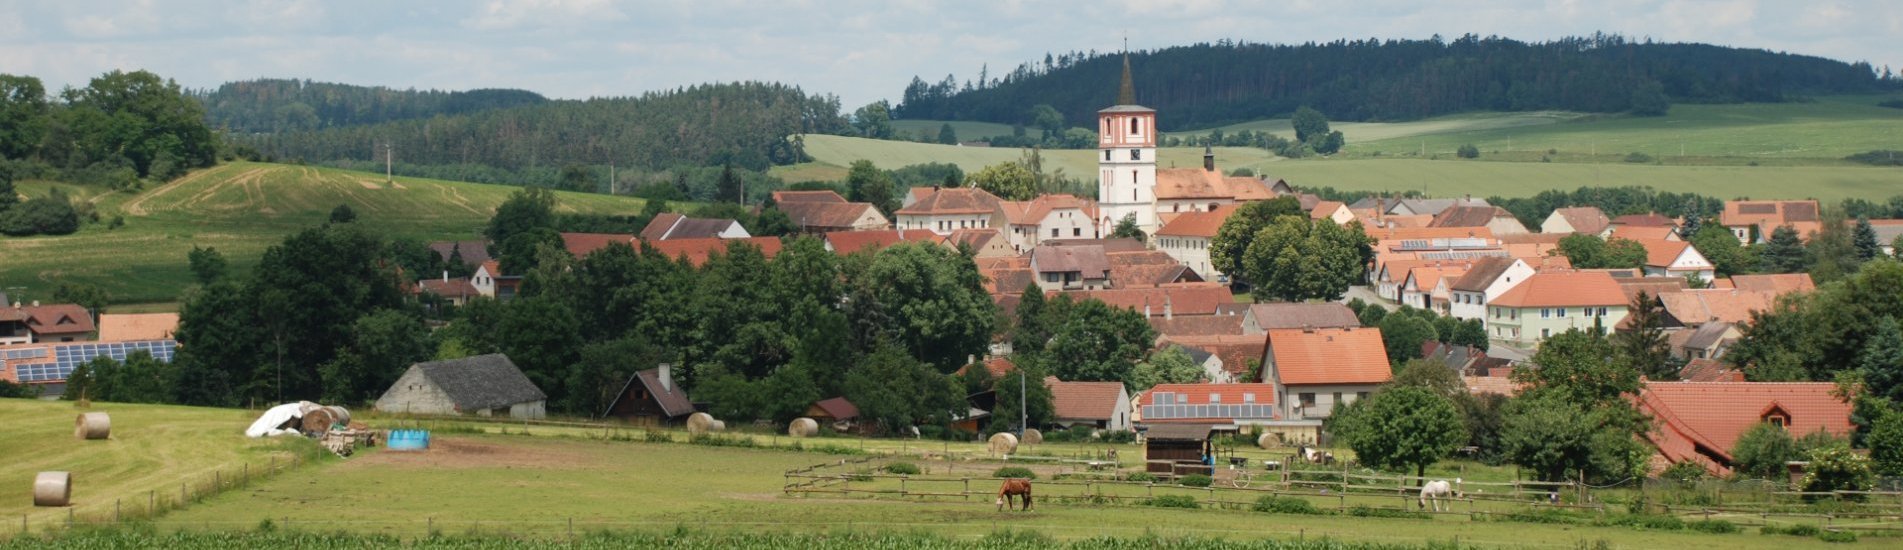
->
[895,187,1002,215]
[417,278,480,299]
[1610,213,1677,228]
[1549,207,1611,235]
[1727,274,1815,295]
[645,237,783,267]
[1309,201,1346,220]
[1245,303,1360,331]
[772,190,846,204]
[13,304,94,336]
[822,229,947,255]
[1490,271,1626,308]
[996,194,1096,225]
[1058,283,1234,316]
[1362,226,1497,242]
[561,232,635,258]
[811,397,860,420]
[1606,225,1678,242]
[779,201,884,230]
[1658,289,1776,326]
[1633,239,1694,268]
[1136,383,1278,407]
[1639,382,1851,474]
[1721,200,1820,230]
[1148,315,1247,337]
[1047,379,1126,421]
[1678,358,1746,383]
[97,313,178,342]
[1158,335,1266,379]
[1265,327,1391,386]
[1154,205,1238,238]
[1155,169,1277,201]
[955,357,1016,379]
[1429,206,1515,228]
[1463,376,1525,397]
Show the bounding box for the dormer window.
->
[1762,404,1792,428]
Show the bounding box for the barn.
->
[603,364,694,426]
[374,354,547,419]
[1143,423,1215,476]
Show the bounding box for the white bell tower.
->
[1097,53,1157,236]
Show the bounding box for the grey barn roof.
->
[1248,303,1360,331]
[414,354,546,411]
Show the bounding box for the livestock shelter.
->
[804,397,860,430]
[603,364,694,426]
[1142,423,1215,476]
[374,354,547,419]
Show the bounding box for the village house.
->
[994,194,1099,251]
[1540,206,1611,236]
[1638,382,1851,475]
[471,261,522,301]
[1486,271,1629,345]
[1149,151,1280,221]
[648,237,784,267]
[638,213,751,241]
[1135,383,1280,432]
[804,397,861,432]
[1447,257,1537,325]
[1061,283,1234,318]
[1046,378,1133,433]
[1239,302,1359,334]
[1678,358,1746,382]
[1669,321,1741,360]
[1724,273,1815,295]
[895,187,1003,236]
[1609,212,1678,232]
[374,354,548,419]
[1868,219,1903,255]
[1634,239,1716,281]
[1030,245,1112,291]
[1,339,179,394]
[1147,314,1247,338]
[0,303,95,345]
[1381,197,1491,217]
[604,364,695,426]
[1657,289,1776,328]
[1309,200,1354,225]
[946,228,1016,258]
[771,189,891,234]
[1157,334,1266,383]
[427,239,492,271]
[1105,249,1203,288]
[822,229,947,255]
[1720,200,1821,244]
[1153,205,1234,282]
[1399,262,1471,312]
[1428,205,1529,236]
[1260,327,1390,421]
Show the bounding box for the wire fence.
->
[11,450,322,537]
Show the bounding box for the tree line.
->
[0,70,219,193]
[194,79,548,133]
[897,34,1898,131]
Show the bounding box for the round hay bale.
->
[1020,428,1043,446]
[987,432,1018,454]
[296,401,322,416]
[788,417,818,438]
[1258,433,1280,449]
[300,408,335,434]
[686,412,718,434]
[74,412,110,440]
[708,420,726,432]
[33,471,71,507]
[324,406,352,427]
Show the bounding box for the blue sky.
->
[1,0,1897,107]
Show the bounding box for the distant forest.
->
[195,79,550,133]
[230,82,850,173]
[896,34,1901,130]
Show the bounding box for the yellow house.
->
[1486,271,1629,346]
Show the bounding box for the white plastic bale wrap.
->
[787,417,819,437]
[324,405,352,427]
[74,412,110,440]
[987,432,1018,454]
[33,471,71,507]
[245,402,309,438]
[1019,428,1043,446]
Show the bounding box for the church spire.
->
[1117,51,1136,106]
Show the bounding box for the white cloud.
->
[462,0,627,31]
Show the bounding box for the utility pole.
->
[1019,369,1027,438]
[609,162,616,195]
[384,143,393,185]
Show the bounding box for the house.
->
[1149,155,1279,221]
[1541,207,1611,236]
[428,240,493,271]
[1154,205,1234,282]
[1106,249,1204,288]
[1678,358,1746,382]
[1429,205,1528,236]
[96,313,179,342]
[603,364,694,425]
[415,275,480,307]
[639,213,751,241]
[1485,271,1629,345]
[1605,225,1681,242]
[1399,263,1471,312]
[1448,257,1536,324]
[1385,197,1491,217]
[1420,341,1492,374]
[1240,302,1359,334]
[901,186,937,208]
[995,194,1098,251]
[1149,314,1247,337]
[1638,382,1851,475]
[947,228,1015,258]
[774,190,891,233]
[647,237,784,267]
[1309,201,1354,225]
[1671,321,1741,360]
[1157,334,1266,383]
[1868,219,1903,255]
[804,397,861,430]
[1030,245,1112,291]
[821,229,945,255]
[1609,212,1678,231]
[1721,200,1821,244]
[471,261,522,301]
[1635,239,1715,281]
[1261,327,1391,421]
[560,232,635,257]
[1060,283,1234,318]
[1657,289,1776,328]
[1047,378,1133,432]
[0,303,96,345]
[1726,273,1815,295]
[895,187,1003,236]
[374,354,547,419]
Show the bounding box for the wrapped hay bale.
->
[1257,433,1280,449]
[300,408,335,434]
[987,432,1018,454]
[74,412,110,440]
[33,472,71,507]
[324,406,351,427]
[788,417,819,438]
[1020,428,1043,446]
[686,412,723,434]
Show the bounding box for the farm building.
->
[374,354,547,419]
[1045,378,1132,432]
[96,313,178,342]
[1637,382,1851,476]
[1142,422,1215,476]
[804,397,861,431]
[604,364,694,426]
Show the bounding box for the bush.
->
[1802,445,1875,501]
[1177,474,1212,487]
[1252,495,1325,515]
[1596,513,1684,530]
[1098,430,1136,444]
[1145,495,1200,509]
[1624,152,1656,163]
[1457,144,1480,159]
[1817,529,1858,543]
[1124,472,1158,483]
[884,462,920,475]
[1762,524,1822,537]
[1844,150,1903,167]
[1346,506,1429,519]
[1688,519,1738,534]
[1659,461,1709,483]
[1491,509,1583,524]
[993,466,1036,480]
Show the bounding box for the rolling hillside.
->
[0,162,648,305]
[796,134,1281,179]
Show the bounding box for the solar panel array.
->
[1142,391,1274,421]
[10,340,178,383]
[4,348,47,360]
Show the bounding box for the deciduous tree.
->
[1208,196,1303,282]
[1333,386,1467,480]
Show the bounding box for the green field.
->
[0,162,649,306]
[890,119,1024,142]
[1257,158,1903,204]
[798,134,1281,179]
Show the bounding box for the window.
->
[1073,228,1081,237]
[1298,393,1315,407]
[1104,150,1111,161]
[1051,228,1059,238]
[1541,328,1551,339]
[1558,308,1567,317]
[1331,392,1342,405]
[1599,307,1609,316]
[1130,149,1141,161]
[1209,394,1221,403]
[1356,392,1370,401]
[1541,308,1550,319]
[1130,118,1138,134]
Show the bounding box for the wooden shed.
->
[1143,423,1215,476]
[603,364,694,426]
[805,397,860,426]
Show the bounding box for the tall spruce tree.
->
[1854,216,1882,262]
[1761,225,1810,273]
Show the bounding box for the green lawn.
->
[0,162,649,305]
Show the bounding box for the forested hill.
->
[234,82,849,172]
[896,34,1899,130]
[194,79,549,132]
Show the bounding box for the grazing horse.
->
[1418,478,1460,512]
[1297,445,1334,465]
[996,478,1034,512]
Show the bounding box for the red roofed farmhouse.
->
[1638,382,1851,476]
[1261,327,1391,423]
[1486,271,1628,346]
[1046,378,1132,432]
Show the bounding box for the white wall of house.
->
[1449,260,1535,323]
[1279,384,1379,421]
[1643,247,1715,281]
[1487,304,1630,347]
[1539,212,1576,234]
[1156,198,1233,217]
[471,266,499,298]
[1157,235,1217,281]
[898,213,992,236]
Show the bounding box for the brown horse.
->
[996,478,1033,511]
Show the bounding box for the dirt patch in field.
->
[355,437,590,470]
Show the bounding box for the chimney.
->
[442,270,449,283]
[658,363,673,393]
[968,354,976,366]
[1203,145,1215,172]
[1164,295,1174,320]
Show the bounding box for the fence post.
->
[964,478,970,501]
[115,498,121,523]
[149,491,155,517]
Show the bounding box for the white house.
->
[1261,327,1392,422]
[995,194,1098,252]
[1637,239,1716,281]
[1153,205,1234,282]
[894,187,1003,236]
[1447,257,1536,324]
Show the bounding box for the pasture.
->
[0,162,649,305]
[889,119,1024,142]
[799,134,1283,179]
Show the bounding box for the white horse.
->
[1418,478,1460,512]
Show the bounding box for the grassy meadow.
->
[798,134,1282,179]
[0,162,649,306]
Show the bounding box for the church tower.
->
[1097,53,1158,237]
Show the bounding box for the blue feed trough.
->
[386,429,430,451]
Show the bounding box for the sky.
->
[1,0,1898,107]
